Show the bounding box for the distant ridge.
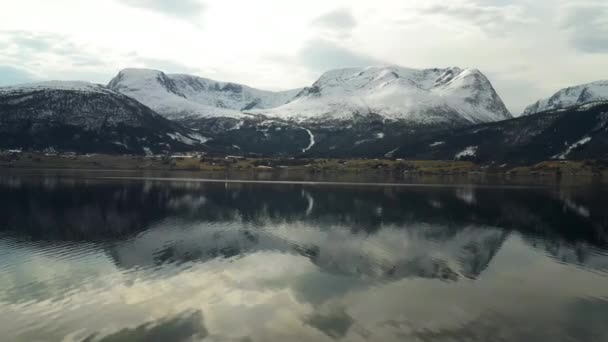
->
[523,80,608,115]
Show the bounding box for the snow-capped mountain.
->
[0,81,208,154]
[107,68,302,120]
[10,66,608,160]
[170,65,514,157]
[249,66,512,125]
[523,80,608,115]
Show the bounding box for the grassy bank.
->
[1,152,607,177]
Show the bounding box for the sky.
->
[1,0,607,114]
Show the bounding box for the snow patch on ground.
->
[302,128,315,153]
[430,141,445,147]
[112,141,128,148]
[230,121,245,130]
[188,133,209,144]
[167,132,201,146]
[576,102,604,111]
[553,137,592,160]
[355,139,374,146]
[455,146,478,160]
[385,147,399,158]
[376,133,385,139]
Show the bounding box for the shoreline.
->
[1,152,607,178]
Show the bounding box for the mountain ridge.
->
[523,80,608,116]
[2,67,608,161]
[248,65,512,125]
[392,100,608,163]
[0,81,209,154]
[107,65,512,127]
[107,68,302,120]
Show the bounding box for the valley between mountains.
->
[1,65,608,166]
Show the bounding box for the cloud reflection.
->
[0,176,608,341]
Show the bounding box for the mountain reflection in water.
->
[0,175,607,342]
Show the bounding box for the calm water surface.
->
[1,172,608,341]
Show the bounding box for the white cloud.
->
[298,39,382,72]
[558,2,608,53]
[118,0,206,23]
[311,8,357,38]
[415,1,532,36]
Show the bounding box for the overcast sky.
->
[1,0,607,114]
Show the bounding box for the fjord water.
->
[1,174,608,342]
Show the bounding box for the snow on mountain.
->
[0,81,114,95]
[0,81,208,154]
[107,68,302,120]
[249,66,512,125]
[0,80,157,129]
[523,80,608,116]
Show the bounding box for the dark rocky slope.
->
[392,102,608,163]
[0,82,209,154]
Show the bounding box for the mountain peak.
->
[115,67,164,76]
[523,80,608,115]
[107,68,303,120]
[256,65,511,124]
[109,68,185,98]
[307,66,490,96]
[108,68,167,90]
